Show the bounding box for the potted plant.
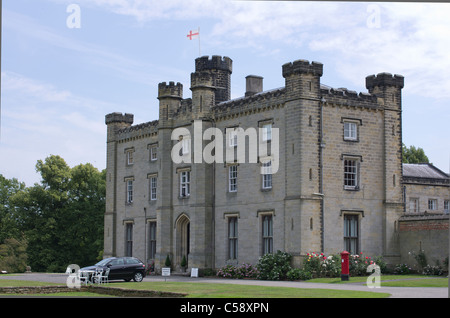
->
[164,254,171,268]
[181,255,187,272]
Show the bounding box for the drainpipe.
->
[144,207,147,265]
[319,97,326,252]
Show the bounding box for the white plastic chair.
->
[98,267,110,284]
[79,271,90,285]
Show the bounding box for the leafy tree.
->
[10,155,106,272]
[0,238,28,273]
[402,143,429,164]
[0,175,25,243]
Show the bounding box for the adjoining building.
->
[399,163,449,266]
[104,55,431,272]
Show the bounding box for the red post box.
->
[341,251,349,281]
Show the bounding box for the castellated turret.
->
[191,55,232,104]
[365,72,404,111]
[157,81,183,126]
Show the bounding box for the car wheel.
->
[133,271,144,282]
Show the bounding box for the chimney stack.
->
[245,75,263,97]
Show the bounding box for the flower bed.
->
[216,251,388,281]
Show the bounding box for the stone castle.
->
[104,55,410,272]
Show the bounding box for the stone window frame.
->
[341,117,362,142]
[257,210,274,256]
[259,155,274,191]
[124,176,135,204]
[147,219,157,260]
[124,220,134,257]
[147,173,158,201]
[342,211,362,255]
[428,198,438,211]
[148,142,158,161]
[258,119,274,143]
[125,147,135,166]
[225,213,239,261]
[409,197,419,213]
[341,154,362,191]
[226,125,240,148]
[177,167,191,198]
[228,164,238,193]
[444,200,449,214]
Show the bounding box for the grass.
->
[0,279,60,287]
[1,274,447,298]
[307,275,449,287]
[108,281,390,298]
[0,279,390,298]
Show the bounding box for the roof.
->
[403,163,449,180]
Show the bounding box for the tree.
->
[402,143,429,164]
[0,238,28,273]
[0,175,25,243]
[10,155,106,272]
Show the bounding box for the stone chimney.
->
[245,75,263,97]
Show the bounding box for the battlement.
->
[191,71,216,89]
[105,112,134,125]
[366,73,404,90]
[195,55,232,73]
[282,59,323,77]
[320,86,379,109]
[158,81,183,99]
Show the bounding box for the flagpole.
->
[198,27,201,56]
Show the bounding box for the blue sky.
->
[1,0,449,185]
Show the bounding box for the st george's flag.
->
[187,28,201,55]
[187,29,199,40]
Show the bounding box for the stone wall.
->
[398,214,449,268]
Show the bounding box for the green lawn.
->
[108,281,389,298]
[0,279,389,298]
[307,275,449,287]
[1,274,447,298]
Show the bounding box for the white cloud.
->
[0,72,113,185]
[2,71,72,102]
[3,8,185,87]
[47,1,450,99]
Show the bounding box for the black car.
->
[80,257,146,282]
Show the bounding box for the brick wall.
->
[398,214,449,267]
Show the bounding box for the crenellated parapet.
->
[366,73,404,90]
[105,112,134,125]
[158,81,183,100]
[320,86,379,110]
[190,71,216,89]
[116,120,159,142]
[195,55,232,73]
[282,59,323,78]
[192,55,232,104]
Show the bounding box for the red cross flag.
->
[187,28,201,56]
[187,29,199,40]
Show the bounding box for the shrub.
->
[393,263,412,275]
[216,264,237,278]
[349,253,384,276]
[164,254,171,268]
[256,250,292,280]
[422,264,443,276]
[216,263,259,279]
[287,268,312,281]
[0,238,28,273]
[236,263,259,279]
[414,250,427,270]
[303,252,323,275]
[321,254,341,277]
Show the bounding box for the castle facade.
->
[104,55,406,271]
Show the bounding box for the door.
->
[176,214,190,268]
[107,258,125,279]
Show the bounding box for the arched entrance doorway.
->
[175,214,190,269]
